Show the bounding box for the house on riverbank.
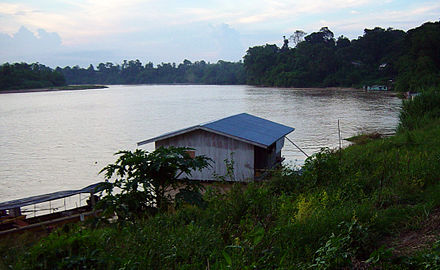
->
[138,113,294,182]
[364,85,388,91]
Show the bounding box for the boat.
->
[0,183,103,237]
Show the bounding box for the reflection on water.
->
[0,85,401,201]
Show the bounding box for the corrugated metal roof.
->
[138,113,294,148]
[0,183,104,211]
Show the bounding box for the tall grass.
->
[398,89,440,131]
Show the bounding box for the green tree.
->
[289,30,307,48]
[396,21,440,91]
[0,62,66,90]
[98,147,211,220]
[243,44,279,85]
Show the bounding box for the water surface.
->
[0,85,401,201]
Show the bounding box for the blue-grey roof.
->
[138,113,294,148]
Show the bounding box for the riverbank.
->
[0,85,108,94]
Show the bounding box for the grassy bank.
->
[2,91,440,269]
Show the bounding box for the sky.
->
[0,0,439,67]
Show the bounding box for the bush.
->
[98,147,211,220]
[398,89,440,131]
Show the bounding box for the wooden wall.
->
[155,129,254,182]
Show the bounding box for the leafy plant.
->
[366,245,394,266]
[311,219,370,269]
[213,152,236,182]
[98,146,211,220]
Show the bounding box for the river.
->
[0,85,401,201]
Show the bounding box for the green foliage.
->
[398,90,440,131]
[60,59,246,85]
[311,219,370,269]
[11,218,225,269]
[366,245,394,266]
[302,147,342,187]
[0,62,66,90]
[244,26,406,88]
[395,22,440,92]
[243,21,439,91]
[17,226,111,269]
[98,147,211,220]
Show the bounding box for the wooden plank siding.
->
[155,129,255,182]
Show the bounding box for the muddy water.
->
[0,85,401,202]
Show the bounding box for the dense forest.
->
[58,60,246,85]
[244,21,440,91]
[0,62,65,90]
[1,21,439,92]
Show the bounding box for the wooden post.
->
[9,207,22,217]
[90,193,96,207]
[338,119,342,150]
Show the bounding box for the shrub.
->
[98,147,211,220]
[398,89,440,131]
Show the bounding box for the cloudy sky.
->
[0,0,439,67]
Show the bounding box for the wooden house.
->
[137,113,294,182]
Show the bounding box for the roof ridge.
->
[200,113,247,127]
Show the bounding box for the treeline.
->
[1,21,439,91]
[244,21,440,91]
[0,63,65,90]
[58,60,246,85]
[396,22,440,91]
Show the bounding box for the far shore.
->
[0,85,108,94]
[0,84,398,97]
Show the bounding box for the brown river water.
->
[0,85,401,203]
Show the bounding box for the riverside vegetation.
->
[1,20,438,91]
[0,62,66,90]
[0,63,106,91]
[1,89,440,269]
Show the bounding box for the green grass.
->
[345,132,382,145]
[2,90,440,269]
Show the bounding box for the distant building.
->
[365,85,388,91]
[405,91,421,100]
[379,63,388,69]
[137,113,294,182]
